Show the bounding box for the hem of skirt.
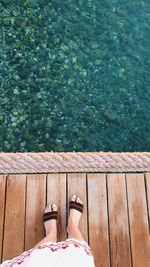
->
[41,238,89,247]
[36,238,93,257]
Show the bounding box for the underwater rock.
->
[95,59,102,65]
[117,68,125,78]
[91,42,99,50]
[2,17,10,26]
[103,109,117,121]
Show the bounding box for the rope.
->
[0,152,150,173]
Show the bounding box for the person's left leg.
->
[67,195,84,241]
[36,203,58,246]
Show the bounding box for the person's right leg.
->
[67,195,84,241]
[36,203,58,246]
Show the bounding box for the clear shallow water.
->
[0,0,150,152]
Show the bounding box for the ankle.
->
[45,221,57,236]
[67,219,79,233]
[68,215,80,225]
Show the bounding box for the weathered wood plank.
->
[126,173,150,267]
[0,175,6,263]
[1,171,150,266]
[87,173,110,267]
[47,174,66,242]
[2,175,26,261]
[145,173,150,229]
[107,173,132,267]
[67,173,88,242]
[25,174,46,250]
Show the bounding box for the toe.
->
[51,203,57,211]
[44,203,57,213]
[71,195,83,205]
[71,194,77,201]
[80,198,83,204]
[48,204,52,212]
[76,196,80,203]
[77,196,83,204]
[44,206,49,213]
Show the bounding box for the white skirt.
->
[1,238,95,267]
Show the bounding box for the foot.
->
[67,195,83,233]
[44,203,57,237]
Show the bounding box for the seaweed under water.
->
[0,0,150,152]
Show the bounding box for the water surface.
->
[1,0,150,152]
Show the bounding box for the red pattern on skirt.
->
[2,239,93,267]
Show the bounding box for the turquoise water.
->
[1,0,150,152]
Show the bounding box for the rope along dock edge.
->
[0,152,150,173]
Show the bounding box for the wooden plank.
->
[25,174,46,250]
[47,174,66,242]
[0,175,6,263]
[67,173,88,242]
[126,173,150,267]
[145,173,150,229]
[2,175,26,261]
[107,173,132,267]
[87,173,110,267]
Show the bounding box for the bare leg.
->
[36,203,57,246]
[67,195,84,241]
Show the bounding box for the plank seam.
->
[46,174,48,205]
[144,174,150,234]
[86,174,90,245]
[66,173,68,237]
[1,176,6,264]
[1,175,8,264]
[106,174,112,267]
[125,174,133,267]
[24,175,27,251]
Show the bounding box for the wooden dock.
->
[0,152,150,266]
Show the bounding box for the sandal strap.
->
[43,211,58,222]
[69,201,84,213]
